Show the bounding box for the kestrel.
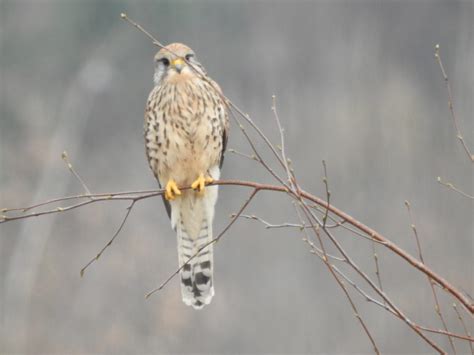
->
[144,43,229,309]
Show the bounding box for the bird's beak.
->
[171,58,185,73]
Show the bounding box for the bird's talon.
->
[191,174,214,194]
[165,179,181,201]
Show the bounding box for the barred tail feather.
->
[177,218,214,309]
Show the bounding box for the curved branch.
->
[2,178,472,314]
[227,180,473,314]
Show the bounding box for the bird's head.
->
[153,43,206,85]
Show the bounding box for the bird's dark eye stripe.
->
[157,58,170,66]
[185,54,194,61]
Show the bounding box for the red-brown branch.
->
[2,178,470,314]
[212,180,474,314]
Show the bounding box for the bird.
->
[144,43,229,309]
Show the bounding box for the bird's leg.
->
[191,173,214,194]
[165,179,182,201]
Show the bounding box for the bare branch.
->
[302,202,446,353]
[238,214,304,229]
[61,151,92,195]
[453,303,474,353]
[120,13,166,49]
[405,200,457,353]
[238,214,342,230]
[321,160,331,228]
[335,265,474,342]
[309,204,386,244]
[227,148,258,162]
[370,239,384,301]
[296,201,381,354]
[271,95,295,187]
[434,44,473,162]
[80,201,136,277]
[333,265,395,314]
[240,212,346,262]
[2,178,472,313]
[437,176,473,199]
[1,191,162,223]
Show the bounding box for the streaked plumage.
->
[144,43,228,309]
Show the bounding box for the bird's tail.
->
[174,193,215,309]
[177,218,214,309]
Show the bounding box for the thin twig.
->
[417,325,474,343]
[239,214,304,229]
[405,200,456,353]
[2,198,109,223]
[1,192,162,223]
[121,13,166,49]
[61,151,92,195]
[231,103,287,173]
[437,176,473,199]
[240,212,346,262]
[271,95,295,189]
[239,214,342,230]
[434,44,473,162]
[333,265,395,314]
[309,203,386,244]
[228,148,259,162]
[370,239,384,301]
[321,160,331,228]
[228,108,289,189]
[80,201,136,277]
[453,303,474,354]
[324,160,386,329]
[1,189,160,214]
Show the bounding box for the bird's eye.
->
[185,54,194,61]
[158,58,170,66]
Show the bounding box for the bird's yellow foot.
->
[191,173,214,194]
[165,179,181,201]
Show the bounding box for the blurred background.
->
[1,0,472,353]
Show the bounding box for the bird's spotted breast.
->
[145,75,225,187]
